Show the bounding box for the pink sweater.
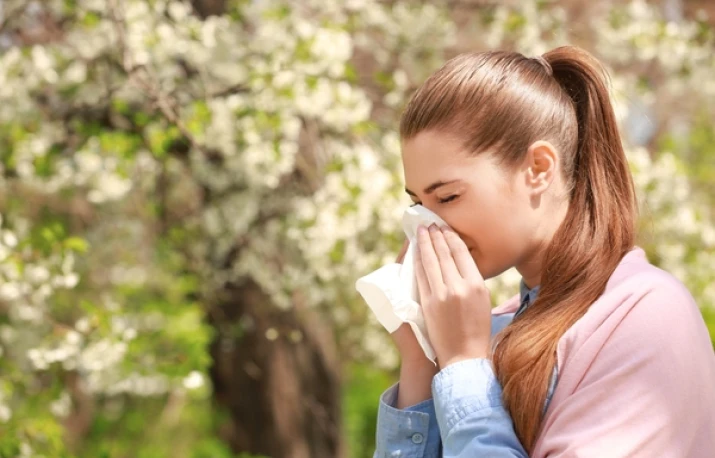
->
[491,247,715,457]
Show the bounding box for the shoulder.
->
[539,253,715,457]
[606,267,704,352]
[562,261,715,414]
[603,251,700,327]
[557,248,713,377]
[584,247,700,329]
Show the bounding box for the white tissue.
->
[355,205,449,363]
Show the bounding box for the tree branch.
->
[0,1,30,35]
[107,0,218,161]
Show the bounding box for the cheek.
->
[440,206,484,249]
[438,187,519,248]
[449,201,519,259]
[448,195,504,238]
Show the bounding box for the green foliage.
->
[343,364,394,458]
[0,0,713,457]
[79,395,234,458]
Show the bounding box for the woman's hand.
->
[415,224,492,369]
[391,239,431,364]
[390,238,438,408]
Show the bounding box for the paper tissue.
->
[355,205,449,363]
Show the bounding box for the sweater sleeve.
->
[534,278,715,458]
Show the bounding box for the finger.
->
[441,226,483,282]
[417,225,443,291]
[413,242,431,301]
[429,224,462,283]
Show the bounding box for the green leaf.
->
[64,236,89,253]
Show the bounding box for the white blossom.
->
[0,1,712,452]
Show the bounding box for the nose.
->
[419,203,442,220]
[415,204,448,229]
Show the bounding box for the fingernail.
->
[428,223,438,232]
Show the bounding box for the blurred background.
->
[0,0,713,457]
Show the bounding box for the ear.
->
[524,140,559,196]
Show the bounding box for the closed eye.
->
[410,195,458,207]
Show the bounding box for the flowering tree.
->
[0,0,454,456]
[0,0,712,457]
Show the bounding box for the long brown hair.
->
[400,46,637,452]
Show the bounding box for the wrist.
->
[438,350,489,370]
[396,358,438,409]
[399,347,434,365]
[391,323,429,362]
[401,355,438,371]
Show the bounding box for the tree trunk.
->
[208,279,344,458]
[191,0,227,18]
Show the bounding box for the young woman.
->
[374,46,715,457]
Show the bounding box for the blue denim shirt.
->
[374,282,557,458]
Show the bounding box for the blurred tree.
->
[0,0,453,456]
[0,1,712,457]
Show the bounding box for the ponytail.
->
[491,46,637,451]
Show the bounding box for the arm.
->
[391,241,436,409]
[373,358,529,458]
[374,315,526,458]
[393,326,438,409]
[432,359,528,458]
[374,324,441,458]
[373,234,530,457]
[374,240,443,458]
[374,383,441,458]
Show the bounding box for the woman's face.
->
[402,130,558,283]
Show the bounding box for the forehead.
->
[402,131,474,181]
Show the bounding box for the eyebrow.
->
[405,180,461,197]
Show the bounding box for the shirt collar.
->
[519,279,541,307]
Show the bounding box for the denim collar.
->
[516,280,541,317]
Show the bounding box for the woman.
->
[374,46,715,457]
